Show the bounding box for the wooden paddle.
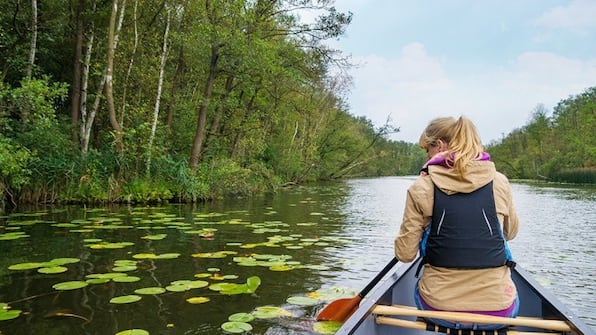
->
[316,257,399,321]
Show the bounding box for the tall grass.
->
[550,168,596,184]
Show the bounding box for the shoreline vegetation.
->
[1,2,593,208]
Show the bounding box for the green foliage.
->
[4,0,587,206]
[0,137,32,197]
[550,168,596,184]
[488,87,595,184]
[122,179,173,203]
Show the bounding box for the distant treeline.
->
[0,0,425,206]
[487,87,595,184]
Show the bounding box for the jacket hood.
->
[428,160,496,194]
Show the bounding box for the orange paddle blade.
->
[316,296,361,322]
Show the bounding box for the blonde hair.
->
[419,116,484,176]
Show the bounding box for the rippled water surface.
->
[0,177,594,334]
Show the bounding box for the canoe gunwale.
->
[334,257,595,335]
[334,258,418,334]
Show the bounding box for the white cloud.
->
[346,45,596,144]
[533,0,596,33]
[347,43,453,143]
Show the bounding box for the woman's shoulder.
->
[493,171,512,185]
[408,175,435,195]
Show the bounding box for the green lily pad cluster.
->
[191,250,237,259]
[85,272,141,284]
[2,206,357,334]
[112,259,139,272]
[132,252,180,259]
[166,279,209,292]
[208,276,261,295]
[0,303,22,321]
[233,253,293,267]
[220,306,292,334]
[8,257,80,274]
[0,231,30,240]
[306,287,359,301]
[183,227,217,237]
[141,233,167,240]
[87,241,135,249]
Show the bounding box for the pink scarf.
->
[420,151,491,176]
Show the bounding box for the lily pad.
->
[307,287,358,301]
[246,276,261,293]
[49,258,80,265]
[134,287,166,295]
[132,253,157,259]
[38,266,68,274]
[86,278,111,285]
[112,265,137,272]
[221,321,253,333]
[166,280,208,292]
[251,306,292,319]
[141,234,167,240]
[269,265,294,271]
[115,330,149,335]
[154,253,180,259]
[209,283,238,292]
[186,297,210,304]
[112,276,141,283]
[194,273,211,278]
[228,312,255,322]
[312,321,343,334]
[286,296,320,306]
[86,272,128,279]
[110,295,142,304]
[8,262,44,270]
[0,232,30,240]
[53,281,89,291]
[0,309,22,321]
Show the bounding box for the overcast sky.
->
[321,0,596,144]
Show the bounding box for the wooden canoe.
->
[334,257,595,335]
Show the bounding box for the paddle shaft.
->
[376,317,563,335]
[373,305,572,332]
[358,258,399,298]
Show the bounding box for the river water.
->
[0,177,594,334]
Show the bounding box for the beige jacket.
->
[395,160,519,311]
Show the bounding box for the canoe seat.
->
[375,316,563,335]
[373,305,572,333]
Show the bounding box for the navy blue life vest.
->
[418,181,515,275]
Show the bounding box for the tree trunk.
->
[26,0,37,79]
[189,45,219,169]
[166,46,184,130]
[80,30,94,153]
[146,6,170,175]
[71,0,85,143]
[105,0,122,151]
[230,89,257,158]
[204,74,234,151]
[120,0,138,127]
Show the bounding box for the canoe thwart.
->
[376,316,563,335]
[372,305,572,332]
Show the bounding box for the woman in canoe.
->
[395,116,519,329]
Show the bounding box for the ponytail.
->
[447,117,484,176]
